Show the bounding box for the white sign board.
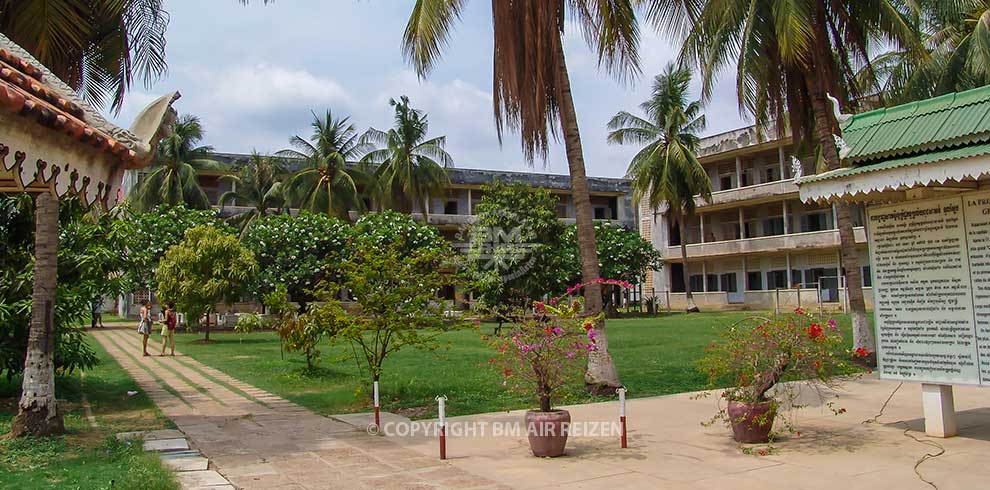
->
[867,191,990,386]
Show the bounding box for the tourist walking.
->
[138,299,153,356]
[90,297,104,328]
[160,302,177,356]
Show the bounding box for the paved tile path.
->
[93,327,505,490]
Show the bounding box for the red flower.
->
[813,361,821,370]
[807,323,824,340]
[488,357,495,364]
[854,347,869,358]
[502,368,512,377]
[794,307,805,315]
[583,321,594,331]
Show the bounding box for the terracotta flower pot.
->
[525,409,570,457]
[727,400,776,444]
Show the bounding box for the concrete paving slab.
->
[116,429,185,441]
[142,438,190,452]
[176,469,229,487]
[162,455,210,472]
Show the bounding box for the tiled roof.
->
[0,37,142,166]
[211,152,631,194]
[841,84,990,165]
[799,142,990,184]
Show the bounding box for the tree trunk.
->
[809,90,876,366]
[680,213,699,313]
[10,192,64,437]
[204,312,211,342]
[554,40,620,393]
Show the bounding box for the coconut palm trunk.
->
[10,192,64,437]
[554,42,621,392]
[679,213,699,312]
[809,91,875,364]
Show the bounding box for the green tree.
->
[607,64,711,312]
[155,225,257,342]
[0,0,169,112]
[352,210,451,258]
[362,95,452,220]
[466,181,569,326]
[280,110,370,219]
[218,152,287,235]
[130,114,221,211]
[864,1,990,103]
[241,212,353,305]
[671,0,917,361]
[115,205,229,291]
[322,242,457,392]
[561,222,662,289]
[403,0,643,392]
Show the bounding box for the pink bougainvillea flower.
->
[827,319,837,327]
[553,326,563,335]
[566,351,576,359]
[549,297,559,305]
[534,301,546,311]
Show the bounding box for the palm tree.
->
[362,96,452,221]
[607,64,711,312]
[0,0,169,112]
[130,114,219,211]
[863,1,990,103]
[402,0,642,393]
[280,110,370,219]
[669,0,920,364]
[218,153,287,235]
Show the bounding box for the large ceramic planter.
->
[727,400,776,443]
[525,409,570,457]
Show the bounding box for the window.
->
[766,270,788,289]
[689,275,705,293]
[763,217,785,236]
[594,207,608,220]
[862,266,872,287]
[720,176,733,190]
[706,274,719,292]
[444,200,459,215]
[556,204,568,218]
[744,220,758,238]
[791,269,803,288]
[746,271,763,291]
[720,273,738,293]
[740,172,750,187]
[802,211,829,232]
[765,166,777,183]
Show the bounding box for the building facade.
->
[641,126,874,311]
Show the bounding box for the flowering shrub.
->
[698,309,855,438]
[488,280,628,412]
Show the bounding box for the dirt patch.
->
[231,355,255,360]
[395,405,434,419]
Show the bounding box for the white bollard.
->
[436,395,447,459]
[373,380,380,428]
[616,387,627,448]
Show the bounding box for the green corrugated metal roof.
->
[800,141,990,183]
[841,84,990,164]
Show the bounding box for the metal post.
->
[373,381,381,429]
[617,387,628,448]
[436,395,448,459]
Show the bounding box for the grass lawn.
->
[172,310,862,420]
[0,334,179,490]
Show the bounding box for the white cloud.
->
[208,64,352,113]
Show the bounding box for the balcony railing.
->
[665,227,867,260]
[695,178,798,209]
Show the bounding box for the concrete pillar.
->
[922,384,957,438]
[783,200,791,234]
[739,208,746,239]
[786,254,792,288]
[700,214,706,243]
[742,256,748,290]
[735,156,743,188]
[467,188,472,215]
[778,146,786,180]
[831,203,838,229]
[702,262,708,292]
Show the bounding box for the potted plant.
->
[488,279,630,457]
[698,308,855,445]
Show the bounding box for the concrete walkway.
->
[92,327,504,490]
[389,377,990,490]
[95,326,990,489]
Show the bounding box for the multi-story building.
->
[640,126,873,311]
[119,153,636,315]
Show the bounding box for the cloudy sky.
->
[109,1,747,178]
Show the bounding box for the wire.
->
[862,381,903,424]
